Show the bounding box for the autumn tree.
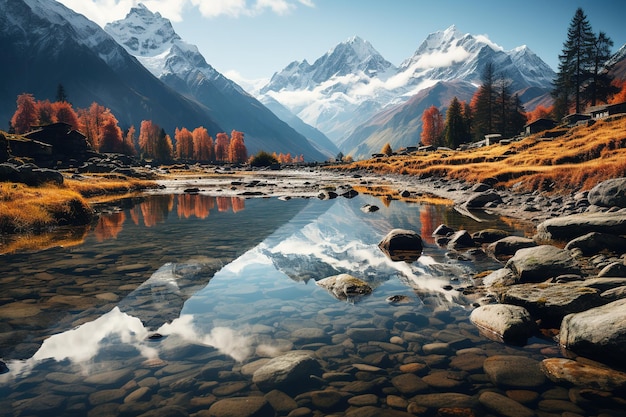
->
[381,143,393,156]
[420,105,444,147]
[123,125,137,155]
[37,100,56,125]
[139,120,173,161]
[99,111,124,153]
[11,93,38,134]
[53,101,80,130]
[609,79,626,104]
[214,132,230,162]
[526,105,554,122]
[443,97,467,149]
[78,102,107,149]
[175,127,194,160]
[228,130,247,163]
[192,127,214,161]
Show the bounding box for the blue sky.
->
[58,0,625,82]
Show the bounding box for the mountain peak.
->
[105,3,179,57]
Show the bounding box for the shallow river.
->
[0,193,623,416]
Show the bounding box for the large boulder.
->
[505,245,581,283]
[499,282,604,327]
[559,298,626,367]
[565,232,626,255]
[486,236,537,258]
[378,229,423,262]
[483,355,546,388]
[316,274,372,302]
[252,350,322,394]
[587,177,626,208]
[536,212,626,241]
[469,304,536,344]
[464,191,503,208]
[541,358,626,392]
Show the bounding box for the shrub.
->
[250,151,278,167]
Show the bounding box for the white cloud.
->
[57,0,315,25]
[475,34,504,52]
[413,44,471,69]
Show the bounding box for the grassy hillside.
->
[341,114,626,194]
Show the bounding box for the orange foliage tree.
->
[228,130,247,163]
[124,126,137,155]
[610,79,626,104]
[11,93,38,134]
[99,111,124,153]
[37,100,56,125]
[421,105,444,146]
[53,101,80,130]
[214,132,230,162]
[192,127,214,161]
[175,127,194,160]
[139,120,173,161]
[78,102,106,149]
[526,105,554,122]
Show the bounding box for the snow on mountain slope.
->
[106,4,331,160]
[259,25,556,150]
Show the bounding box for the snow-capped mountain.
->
[0,0,222,136]
[259,25,556,156]
[607,42,626,80]
[105,4,332,160]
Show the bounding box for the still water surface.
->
[0,193,623,416]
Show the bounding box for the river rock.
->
[469,304,536,344]
[541,358,626,391]
[598,261,626,277]
[536,212,626,240]
[498,282,603,327]
[505,245,581,282]
[316,274,372,301]
[432,224,454,236]
[207,396,272,417]
[483,355,546,388]
[486,236,537,258]
[464,191,503,208]
[345,405,415,417]
[378,229,423,262]
[446,230,475,250]
[264,389,298,414]
[481,268,517,287]
[391,373,429,395]
[472,228,509,244]
[587,177,626,208]
[410,393,478,409]
[559,298,626,367]
[564,232,626,255]
[479,391,535,417]
[252,350,322,393]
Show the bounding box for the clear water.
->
[0,193,623,416]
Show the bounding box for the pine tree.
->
[553,8,596,116]
[443,97,467,148]
[56,83,68,103]
[471,62,496,141]
[585,31,617,106]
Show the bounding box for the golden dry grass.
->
[339,115,626,194]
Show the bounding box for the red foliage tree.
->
[78,102,107,149]
[421,105,444,146]
[99,111,124,153]
[37,100,56,125]
[11,93,38,134]
[124,125,137,155]
[139,120,160,159]
[175,127,194,160]
[214,132,230,162]
[228,130,247,163]
[526,105,554,122]
[53,101,80,130]
[609,79,626,104]
[192,127,214,161]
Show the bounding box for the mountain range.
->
[1,1,624,161]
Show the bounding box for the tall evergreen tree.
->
[552,8,596,116]
[443,97,467,149]
[471,62,496,141]
[585,31,617,106]
[56,83,68,103]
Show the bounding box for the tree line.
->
[8,92,307,164]
[418,7,626,150]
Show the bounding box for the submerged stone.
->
[316,274,372,302]
[378,228,423,262]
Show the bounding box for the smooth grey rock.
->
[481,268,517,287]
[464,191,503,208]
[479,391,535,417]
[252,351,322,393]
[469,304,536,344]
[315,274,372,301]
[505,245,581,283]
[559,298,626,367]
[471,228,509,244]
[483,355,546,388]
[207,396,272,417]
[499,282,603,327]
[432,224,454,236]
[587,177,626,208]
[378,228,423,262]
[536,212,626,241]
[565,232,626,255]
[486,236,537,258]
[598,261,626,277]
[446,230,475,249]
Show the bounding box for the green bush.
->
[250,151,278,167]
